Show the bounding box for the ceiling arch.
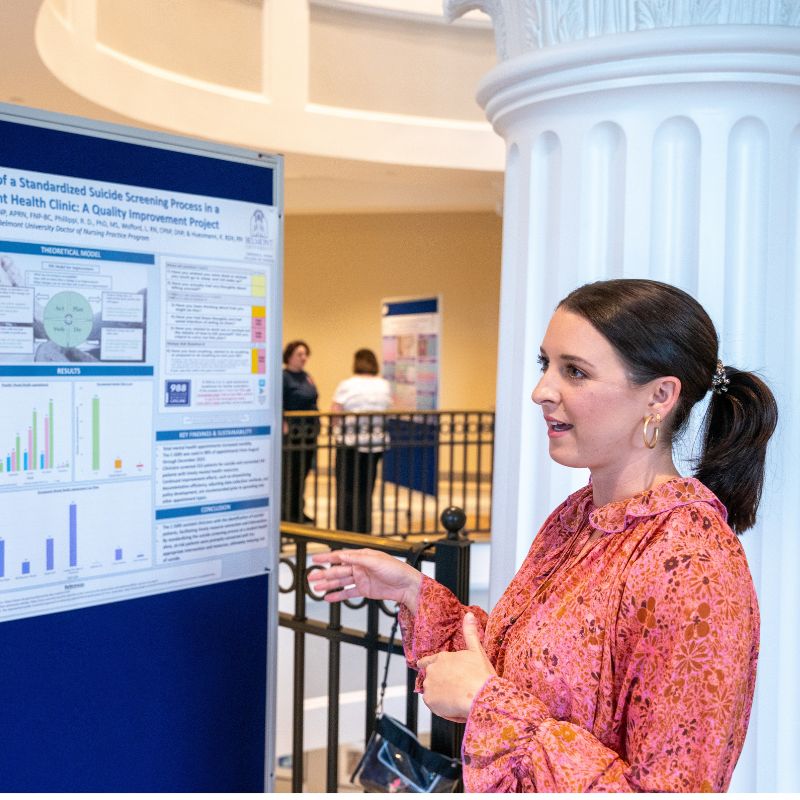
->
[35,0,504,172]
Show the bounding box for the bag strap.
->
[376,541,434,716]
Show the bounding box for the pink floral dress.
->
[399,478,759,792]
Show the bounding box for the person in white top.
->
[331,349,393,533]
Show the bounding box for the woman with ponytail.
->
[311,278,777,793]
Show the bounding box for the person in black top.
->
[281,340,319,523]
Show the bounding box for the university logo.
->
[247,208,271,248]
[250,209,267,237]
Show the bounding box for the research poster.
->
[381,296,440,410]
[0,112,280,623]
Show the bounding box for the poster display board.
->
[381,296,440,411]
[381,297,441,496]
[0,104,281,791]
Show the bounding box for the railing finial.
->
[440,506,467,540]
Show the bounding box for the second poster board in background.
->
[380,296,440,411]
[380,296,441,496]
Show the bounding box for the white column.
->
[446,1,800,792]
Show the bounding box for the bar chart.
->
[0,481,151,584]
[0,381,72,487]
[75,381,153,480]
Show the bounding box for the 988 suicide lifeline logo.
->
[165,380,191,406]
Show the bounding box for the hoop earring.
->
[643,413,661,449]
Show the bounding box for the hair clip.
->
[711,360,729,394]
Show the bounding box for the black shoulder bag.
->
[350,544,462,793]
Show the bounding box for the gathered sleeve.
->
[461,507,759,793]
[398,574,488,690]
[463,678,630,792]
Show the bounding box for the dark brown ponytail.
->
[694,368,777,533]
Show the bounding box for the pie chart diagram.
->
[43,291,94,348]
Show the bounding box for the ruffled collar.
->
[558,477,727,535]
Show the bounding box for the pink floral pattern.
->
[398,477,759,792]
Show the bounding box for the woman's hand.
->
[416,612,496,723]
[309,548,423,612]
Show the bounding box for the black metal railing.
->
[278,507,470,793]
[281,410,494,537]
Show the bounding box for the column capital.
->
[445,0,800,61]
